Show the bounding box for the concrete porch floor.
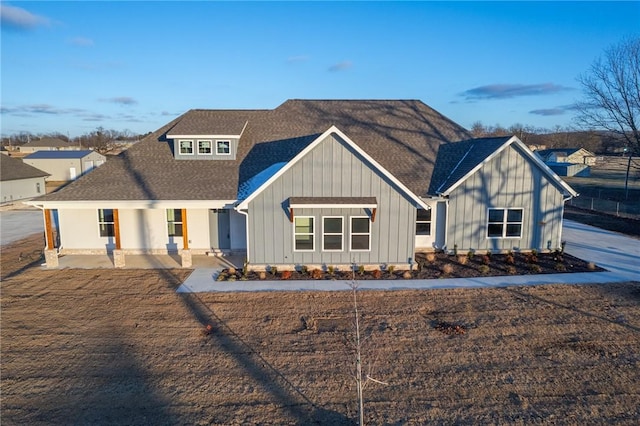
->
[52,253,245,270]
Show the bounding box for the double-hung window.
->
[198,140,212,155]
[294,216,314,251]
[350,217,371,251]
[487,208,523,238]
[179,140,194,155]
[416,209,431,235]
[167,209,183,237]
[98,209,115,237]
[322,217,343,251]
[216,140,231,155]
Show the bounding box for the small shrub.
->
[467,250,475,259]
[453,244,458,256]
[372,269,382,279]
[481,254,491,265]
[554,263,567,272]
[300,265,309,275]
[327,265,335,275]
[281,270,292,280]
[479,265,490,274]
[531,249,539,257]
[311,269,324,280]
[228,267,237,275]
[259,271,267,280]
[425,253,436,263]
[271,266,278,276]
[358,265,365,275]
[242,258,249,277]
[402,270,412,279]
[525,252,538,264]
[457,255,468,265]
[529,264,542,273]
[506,265,517,275]
[505,253,515,265]
[216,272,227,282]
[387,265,396,274]
[441,264,453,275]
[228,275,236,282]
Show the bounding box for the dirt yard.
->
[2,236,640,425]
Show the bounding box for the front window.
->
[98,209,115,237]
[167,209,183,237]
[216,140,231,155]
[416,209,431,235]
[350,217,371,251]
[294,216,314,251]
[487,208,523,238]
[198,140,212,155]
[323,217,343,251]
[179,140,194,155]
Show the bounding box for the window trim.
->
[197,140,213,155]
[179,139,194,155]
[416,208,432,236]
[167,209,183,237]
[486,208,523,239]
[98,208,115,238]
[350,216,371,252]
[293,216,315,252]
[322,216,344,252]
[216,140,231,155]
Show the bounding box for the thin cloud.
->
[1,4,50,31]
[69,37,94,47]
[100,97,138,106]
[0,104,84,115]
[460,83,573,100]
[287,55,310,63]
[529,104,579,116]
[328,61,353,72]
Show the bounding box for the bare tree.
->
[575,37,640,155]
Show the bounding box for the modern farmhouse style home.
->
[28,100,577,269]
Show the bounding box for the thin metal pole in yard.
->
[617,202,620,216]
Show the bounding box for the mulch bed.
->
[217,251,604,282]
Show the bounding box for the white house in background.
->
[22,150,106,182]
[0,155,49,203]
[18,137,81,153]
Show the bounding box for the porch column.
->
[113,208,125,268]
[181,208,192,267]
[43,209,58,268]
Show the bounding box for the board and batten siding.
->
[247,134,417,267]
[446,144,566,252]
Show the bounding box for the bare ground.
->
[2,236,640,425]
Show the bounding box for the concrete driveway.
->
[0,210,44,246]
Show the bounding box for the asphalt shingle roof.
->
[1,155,49,181]
[21,137,77,148]
[36,100,473,202]
[24,150,97,159]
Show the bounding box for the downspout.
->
[559,193,575,250]
[443,197,450,252]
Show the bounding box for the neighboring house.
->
[1,155,49,203]
[23,150,106,181]
[18,137,81,153]
[27,100,577,269]
[534,148,595,177]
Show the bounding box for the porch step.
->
[207,249,226,257]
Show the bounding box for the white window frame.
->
[416,209,431,236]
[216,140,231,155]
[487,208,523,239]
[179,140,194,155]
[167,209,183,237]
[197,140,212,155]
[98,209,115,238]
[322,216,344,252]
[293,216,315,252]
[350,216,371,252]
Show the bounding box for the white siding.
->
[0,177,46,203]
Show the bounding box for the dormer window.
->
[217,140,231,155]
[198,140,212,155]
[179,140,194,155]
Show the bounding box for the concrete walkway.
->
[177,220,640,293]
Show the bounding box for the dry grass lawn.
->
[2,235,640,425]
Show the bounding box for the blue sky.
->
[1,1,639,137]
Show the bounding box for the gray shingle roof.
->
[36,100,473,202]
[21,137,76,148]
[1,155,50,181]
[428,136,512,194]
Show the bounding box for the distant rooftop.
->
[24,150,97,159]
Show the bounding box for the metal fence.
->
[568,197,640,219]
